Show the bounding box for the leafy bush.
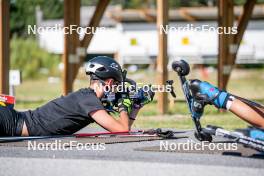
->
[10,0,63,37]
[11,37,61,79]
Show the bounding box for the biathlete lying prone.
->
[0,56,263,136]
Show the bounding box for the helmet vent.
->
[97,67,106,71]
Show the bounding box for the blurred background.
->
[3,0,264,130]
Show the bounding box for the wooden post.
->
[63,0,80,95]
[63,0,109,95]
[226,0,256,84]
[218,0,234,90]
[73,0,81,83]
[0,0,9,94]
[157,0,168,114]
[74,0,110,78]
[218,0,256,90]
[63,0,71,95]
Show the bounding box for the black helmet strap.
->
[90,74,106,86]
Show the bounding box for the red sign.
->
[0,94,15,105]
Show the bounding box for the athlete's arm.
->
[229,98,264,128]
[90,109,133,132]
[190,80,264,128]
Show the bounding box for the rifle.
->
[101,70,176,113]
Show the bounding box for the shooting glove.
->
[118,98,132,114]
[134,87,155,109]
[189,79,232,109]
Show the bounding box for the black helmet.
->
[85,56,123,83]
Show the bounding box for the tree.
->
[10,0,63,37]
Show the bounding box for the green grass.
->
[134,113,249,130]
[14,68,264,130]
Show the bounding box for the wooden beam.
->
[73,0,81,84]
[80,0,110,48]
[140,9,156,22]
[62,0,80,95]
[156,0,168,114]
[179,8,197,22]
[63,0,110,95]
[63,0,72,95]
[217,0,234,90]
[227,0,256,68]
[0,0,9,94]
[234,0,256,49]
[224,0,256,86]
[218,0,256,90]
[71,0,110,79]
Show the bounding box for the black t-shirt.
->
[22,88,104,136]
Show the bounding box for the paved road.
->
[1,157,263,176]
[0,128,263,176]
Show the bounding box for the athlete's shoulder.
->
[73,88,99,101]
[78,88,96,95]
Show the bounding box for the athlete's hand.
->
[134,87,155,109]
[118,98,132,114]
[189,79,230,109]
